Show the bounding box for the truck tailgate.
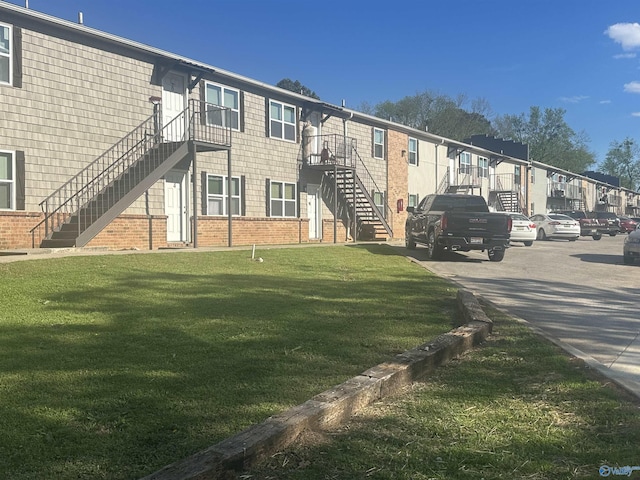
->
[446,212,509,235]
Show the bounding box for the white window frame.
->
[459,152,471,174]
[269,100,296,142]
[270,180,297,217]
[408,193,419,208]
[0,22,12,86]
[0,150,15,210]
[478,156,488,178]
[408,137,418,166]
[373,128,385,159]
[204,82,240,131]
[206,174,241,216]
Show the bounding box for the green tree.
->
[276,78,320,99]
[358,90,495,141]
[602,138,640,191]
[493,106,596,172]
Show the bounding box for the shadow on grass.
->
[0,246,458,479]
[245,308,640,480]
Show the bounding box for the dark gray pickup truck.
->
[405,194,512,261]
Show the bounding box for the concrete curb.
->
[141,288,492,480]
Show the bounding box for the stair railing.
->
[437,168,450,194]
[350,143,393,235]
[30,112,162,247]
[30,99,231,247]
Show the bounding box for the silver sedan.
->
[529,213,580,241]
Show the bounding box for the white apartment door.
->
[162,72,186,141]
[165,170,188,242]
[307,184,322,240]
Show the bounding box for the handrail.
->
[350,143,393,235]
[30,99,231,247]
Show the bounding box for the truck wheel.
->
[524,241,533,247]
[609,232,617,237]
[426,230,442,260]
[405,233,416,250]
[592,233,602,240]
[488,249,505,262]
[624,254,634,265]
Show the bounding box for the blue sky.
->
[7,0,640,165]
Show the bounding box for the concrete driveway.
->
[399,234,640,398]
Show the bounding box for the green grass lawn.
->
[245,304,640,480]
[0,245,457,479]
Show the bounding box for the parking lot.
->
[401,234,640,397]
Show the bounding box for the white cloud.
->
[600,100,612,104]
[614,52,637,59]
[631,112,640,117]
[606,23,640,50]
[624,81,640,93]
[559,95,589,103]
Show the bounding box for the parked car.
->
[508,213,536,246]
[529,213,580,241]
[586,211,620,236]
[553,210,602,240]
[618,216,638,233]
[623,224,640,264]
[405,194,512,261]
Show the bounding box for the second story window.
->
[0,23,12,85]
[373,128,385,158]
[269,100,296,142]
[459,152,471,174]
[205,83,240,130]
[478,156,488,178]
[408,137,418,165]
[0,150,14,210]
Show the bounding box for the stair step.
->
[40,238,76,248]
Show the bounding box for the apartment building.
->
[1,2,637,251]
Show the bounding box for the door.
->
[162,72,186,141]
[307,184,322,240]
[165,170,188,242]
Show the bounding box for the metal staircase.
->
[305,135,392,240]
[30,99,231,248]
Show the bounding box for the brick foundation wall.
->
[0,213,320,250]
[322,218,349,243]
[196,217,310,247]
[0,212,167,250]
[86,215,167,250]
[0,211,44,249]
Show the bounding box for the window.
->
[408,137,418,165]
[373,191,386,217]
[269,100,296,141]
[0,23,11,85]
[373,128,385,158]
[459,152,471,174]
[0,150,15,210]
[270,180,296,217]
[408,193,419,208]
[478,156,488,178]
[205,82,240,130]
[515,165,522,185]
[206,174,241,216]
[531,166,536,184]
